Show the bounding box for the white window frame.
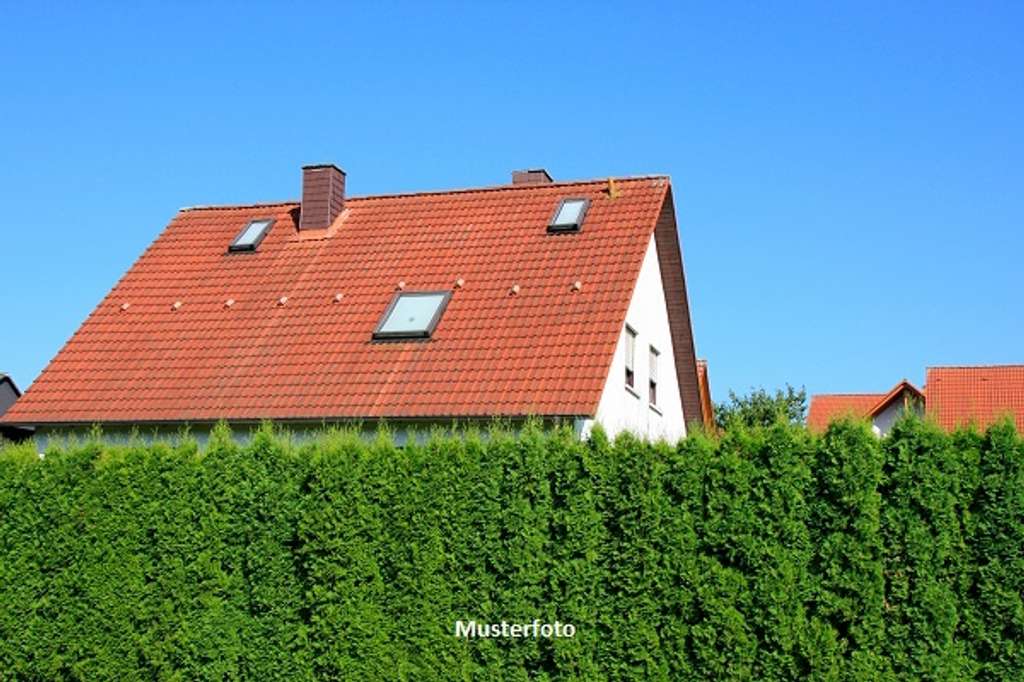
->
[625,325,637,393]
[649,346,660,407]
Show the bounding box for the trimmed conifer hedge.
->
[0,417,1021,680]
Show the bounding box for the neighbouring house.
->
[0,374,21,419]
[808,365,1024,435]
[0,374,31,442]
[808,380,924,436]
[0,165,712,446]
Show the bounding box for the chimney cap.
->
[512,168,553,185]
[302,163,346,174]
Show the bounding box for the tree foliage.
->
[0,418,1021,679]
[715,384,808,430]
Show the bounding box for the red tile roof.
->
[925,365,1024,431]
[3,176,702,425]
[807,393,883,431]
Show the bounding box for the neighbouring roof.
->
[925,365,1024,432]
[807,380,924,431]
[807,393,884,431]
[2,176,704,426]
[0,374,20,397]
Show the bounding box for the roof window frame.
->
[228,218,275,253]
[372,290,453,341]
[547,197,590,233]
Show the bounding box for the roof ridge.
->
[348,174,670,202]
[180,200,297,212]
[927,364,1024,370]
[177,175,671,213]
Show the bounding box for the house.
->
[0,373,31,442]
[808,365,1024,434]
[808,380,924,436]
[0,165,711,446]
[0,374,21,419]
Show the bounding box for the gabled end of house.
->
[808,379,923,436]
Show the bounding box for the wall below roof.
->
[871,392,924,437]
[0,381,19,419]
[583,235,686,442]
[28,417,592,451]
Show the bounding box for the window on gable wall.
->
[625,325,637,389]
[649,346,659,406]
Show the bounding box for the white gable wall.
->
[578,235,686,442]
[871,391,924,437]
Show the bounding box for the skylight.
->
[373,291,452,340]
[228,218,274,252]
[548,198,589,233]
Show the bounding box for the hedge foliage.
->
[0,417,1022,680]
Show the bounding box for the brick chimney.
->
[512,168,553,185]
[300,164,345,230]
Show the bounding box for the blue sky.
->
[1,1,1021,403]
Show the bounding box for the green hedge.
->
[0,417,1021,680]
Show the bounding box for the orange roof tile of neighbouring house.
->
[807,393,885,431]
[1,167,705,428]
[925,365,1024,431]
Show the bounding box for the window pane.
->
[553,199,585,226]
[625,327,636,388]
[232,219,273,249]
[378,293,447,335]
[649,347,659,404]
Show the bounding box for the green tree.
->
[715,385,807,430]
[961,420,1024,681]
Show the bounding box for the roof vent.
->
[512,169,553,185]
[300,164,345,230]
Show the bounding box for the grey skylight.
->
[548,198,590,233]
[228,218,274,252]
[373,291,452,339]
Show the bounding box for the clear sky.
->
[1,2,1021,403]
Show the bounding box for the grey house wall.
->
[0,376,33,442]
[0,378,19,418]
